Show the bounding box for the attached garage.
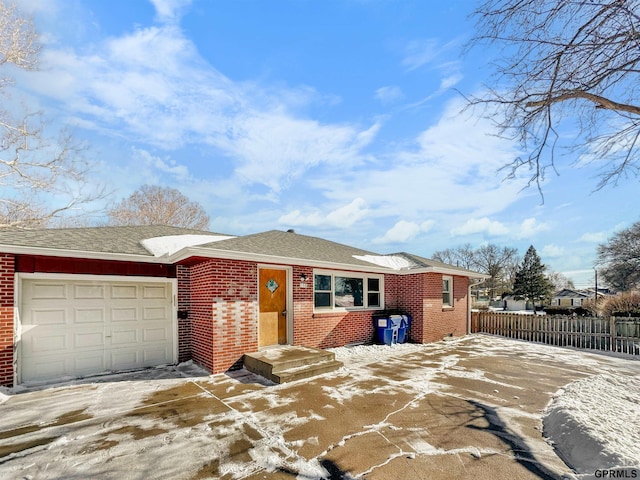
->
[17,275,177,384]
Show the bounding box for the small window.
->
[367,277,381,308]
[314,274,332,308]
[442,276,453,307]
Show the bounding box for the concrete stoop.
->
[243,345,343,384]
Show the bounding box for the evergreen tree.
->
[513,246,552,308]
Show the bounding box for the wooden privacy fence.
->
[471,311,640,356]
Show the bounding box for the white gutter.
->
[0,244,172,264]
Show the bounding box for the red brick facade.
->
[397,272,469,343]
[0,254,14,387]
[0,251,471,386]
[188,258,258,374]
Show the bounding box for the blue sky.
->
[11,0,639,288]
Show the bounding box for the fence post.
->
[610,316,617,352]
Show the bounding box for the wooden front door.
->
[258,268,288,347]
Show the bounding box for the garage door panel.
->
[110,328,138,345]
[109,350,139,370]
[73,284,105,299]
[142,346,172,363]
[111,284,138,299]
[111,307,138,322]
[30,332,67,353]
[143,327,169,342]
[143,285,168,299]
[75,331,105,348]
[30,308,66,325]
[143,306,168,320]
[20,278,175,384]
[74,307,105,323]
[29,282,67,299]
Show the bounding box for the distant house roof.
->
[552,289,592,299]
[0,225,485,277]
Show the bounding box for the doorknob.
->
[282,310,287,316]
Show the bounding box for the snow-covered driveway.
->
[1,335,638,480]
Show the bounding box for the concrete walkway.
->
[1,335,638,479]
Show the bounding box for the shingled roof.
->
[192,229,383,270]
[0,225,485,277]
[0,225,226,256]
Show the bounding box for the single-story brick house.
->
[0,225,485,386]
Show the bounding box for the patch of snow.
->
[544,373,640,473]
[352,254,415,270]
[0,386,10,404]
[140,234,235,257]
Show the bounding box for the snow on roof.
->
[140,234,236,257]
[352,254,415,270]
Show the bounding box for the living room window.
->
[442,275,453,308]
[314,271,383,311]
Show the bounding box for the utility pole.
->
[594,268,598,302]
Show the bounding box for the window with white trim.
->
[314,271,383,310]
[442,275,453,307]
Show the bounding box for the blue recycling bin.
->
[374,314,411,345]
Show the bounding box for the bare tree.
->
[547,271,576,292]
[468,0,640,194]
[433,243,519,298]
[107,185,210,230]
[0,1,104,228]
[474,244,519,298]
[597,220,640,291]
[432,243,476,269]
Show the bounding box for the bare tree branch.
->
[0,1,106,229]
[468,0,640,191]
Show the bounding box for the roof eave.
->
[170,246,397,273]
[405,265,488,279]
[0,244,170,264]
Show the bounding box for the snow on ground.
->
[544,373,640,473]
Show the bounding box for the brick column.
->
[0,254,15,386]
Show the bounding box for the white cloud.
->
[439,73,462,90]
[22,19,377,195]
[150,0,192,23]
[517,217,549,238]
[373,219,434,244]
[451,217,509,236]
[579,231,607,243]
[541,244,565,258]
[402,38,439,71]
[132,147,190,180]
[279,198,370,229]
[375,86,403,104]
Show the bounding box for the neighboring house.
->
[500,295,529,311]
[0,226,485,386]
[550,289,592,307]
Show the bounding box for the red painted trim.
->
[15,255,176,278]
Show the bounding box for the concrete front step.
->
[243,345,343,384]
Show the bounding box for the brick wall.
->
[189,259,258,373]
[177,265,191,362]
[291,266,395,348]
[0,254,15,386]
[396,272,469,343]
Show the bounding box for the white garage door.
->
[19,276,176,384]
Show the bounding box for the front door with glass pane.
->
[258,268,287,347]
